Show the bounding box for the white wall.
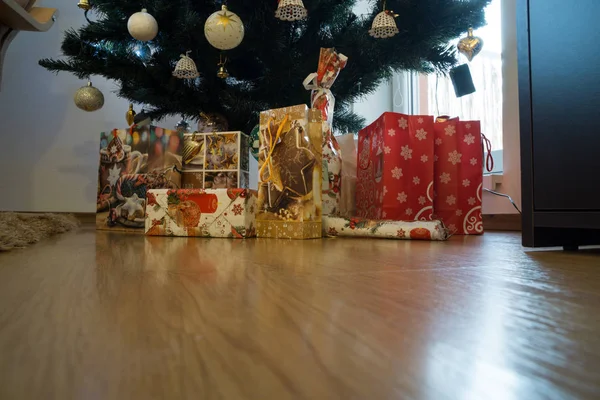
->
[0,0,178,212]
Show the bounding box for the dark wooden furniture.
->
[517,0,600,248]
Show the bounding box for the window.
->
[425,0,503,172]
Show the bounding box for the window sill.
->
[483,173,503,190]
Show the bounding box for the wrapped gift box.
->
[304,48,347,216]
[181,131,249,189]
[356,113,435,221]
[145,188,257,238]
[433,119,483,235]
[96,126,183,233]
[256,105,323,239]
[323,216,448,241]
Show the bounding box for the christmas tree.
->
[39,0,490,133]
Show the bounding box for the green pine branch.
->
[39,0,491,133]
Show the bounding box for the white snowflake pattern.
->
[383,186,388,196]
[465,123,472,130]
[388,128,396,137]
[462,179,471,187]
[445,125,456,136]
[397,192,408,203]
[468,197,476,206]
[417,117,424,124]
[382,211,387,218]
[448,224,457,232]
[470,157,478,166]
[440,172,451,184]
[405,208,413,216]
[421,154,429,163]
[456,210,463,216]
[416,129,428,141]
[448,150,462,165]
[413,176,421,185]
[109,145,118,154]
[392,167,403,179]
[107,165,121,187]
[383,145,391,154]
[418,196,426,205]
[463,133,475,145]
[434,155,439,162]
[398,118,408,129]
[446,195,457,205]
[401,145,413,160]
[435,138,443,146]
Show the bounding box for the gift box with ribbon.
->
[256,105,323,239]
[96,126,183,233]
[145,188,257,238]
[303,48,347,216]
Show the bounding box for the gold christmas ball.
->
[457,28,484,62]
[204,5,244,51]
[74,81,104,112]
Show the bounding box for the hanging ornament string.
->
[481,133,494,173]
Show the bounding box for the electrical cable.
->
[483,188,521,214]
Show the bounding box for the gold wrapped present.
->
[257,105,323,239]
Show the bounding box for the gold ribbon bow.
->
[259,114,290,185]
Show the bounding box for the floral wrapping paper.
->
[356,113,435,221]
[257,104,323,239]
[145,188,257,238]
[304,48,347,216]
[323,216,448,241]
[433,119,483,235]
[96,126,183,233]
[181,131,250,190]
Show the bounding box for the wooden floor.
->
[1,227,600,399]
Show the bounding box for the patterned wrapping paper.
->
[257,105,323,239]
[145,188,257,238]
[356,113,435,221]
[323,216,449,241]
[96,126,183,233]
[181,131,250,190]
[304,48,348,216]
[433,119,483,235]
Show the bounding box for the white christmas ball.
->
[204,5,245,51]
[127,9,158,42]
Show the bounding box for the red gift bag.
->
[433,119,483,234]
[357,112,435,220]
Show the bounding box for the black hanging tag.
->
[450,64,476,97]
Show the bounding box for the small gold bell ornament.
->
[74,81,104,112]
[217,56,229,79]
[126,104,136,126]
[457,27,484,62]
[77,0,90,11]
[275,0,307,21]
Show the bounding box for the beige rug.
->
[0,213,79,252]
